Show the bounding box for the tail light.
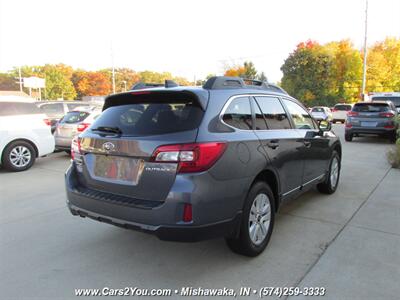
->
[183,203,193,222]
[77,123,90,132]
[345,122,352,128]
[43,118,51,126]
[151,142,227,173]
[332,108,337,112]
[380,112,395,118]
[71,136,82,161]
[347,111,359,117]
[384,125,395,129]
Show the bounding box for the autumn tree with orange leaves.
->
[72,71,112,98]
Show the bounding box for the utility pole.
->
[18,66,23,92]
[361,0,368,100]
[111,43,116,94]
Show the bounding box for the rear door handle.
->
[267,140,279,149]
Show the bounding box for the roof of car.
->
[105,77,293,111]
[355,101,391,104]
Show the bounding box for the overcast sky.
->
[0,0,399,83]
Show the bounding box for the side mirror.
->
[319,120,331,133]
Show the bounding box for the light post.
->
[122,80,127,92]
[361,0,368,100]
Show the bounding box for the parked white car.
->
[310,106,333,122]
[332,103,353,123]
[0,100,55,171]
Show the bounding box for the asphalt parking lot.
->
[0,124,399,299]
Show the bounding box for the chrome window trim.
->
[219,94,254,131]
[219,93,298,132]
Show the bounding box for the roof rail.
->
[203,76,287,94]
[130,80,179,90]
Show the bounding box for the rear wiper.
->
[91,126,123,134]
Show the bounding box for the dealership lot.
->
[0,124,399,299]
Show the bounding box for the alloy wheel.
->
[9,146,32,168]
[248,193,271,245]
[330,157,339,189]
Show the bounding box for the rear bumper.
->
[345,127,396,135]
[55,136,73,150]
[65,164,242,242]
[68,203,241,242]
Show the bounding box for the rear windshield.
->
[60,111,90,123]
[91,101,203,136]
[311,107,324,112]
[371,96,400,107]
[353,103,389,112]
[0,102,42,116]
[334,104,352,111]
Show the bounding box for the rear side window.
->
[353,103,389,112]
[283,99,316,130]
[311,107,324,112]
[222,97,252,130]
[334,104,352,111]
[255,96,291,130]
[92,100,203,136]
[0,102,41,116]
[60,111,90,124]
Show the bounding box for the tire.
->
[225,181,275,257]
[317,151,340,194]
[345,133,353,142]
[1,141,36,172]
[341,120,345,124]
[389,132,397,144]
[65,150,71,155]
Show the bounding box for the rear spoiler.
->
[103,89,209,111]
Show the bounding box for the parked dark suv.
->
[345,101,398,143]
[65,77,342,256]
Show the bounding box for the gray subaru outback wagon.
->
[65,76,342,256]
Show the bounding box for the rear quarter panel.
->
[0,114,54,160]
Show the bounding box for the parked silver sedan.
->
[54,107,102,153]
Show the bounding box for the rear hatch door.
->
[56,111,90,137]
[350,103,392,128]
[75,90,206,202]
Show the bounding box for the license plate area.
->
[92,155,144,186]
[361,121,377,127]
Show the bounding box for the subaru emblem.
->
[102,142,115,152]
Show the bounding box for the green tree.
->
[325,40,363,102]
[43,65,76,99]
[366,37,400,92]
[257,72,267,81]
[281,41,335,106]
[243,61,257,79]
[0,73,18,90]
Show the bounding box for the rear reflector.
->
[183,203,192,222]
[151,142,227,173]
[384,125,395,129]
[71,136,81,160]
